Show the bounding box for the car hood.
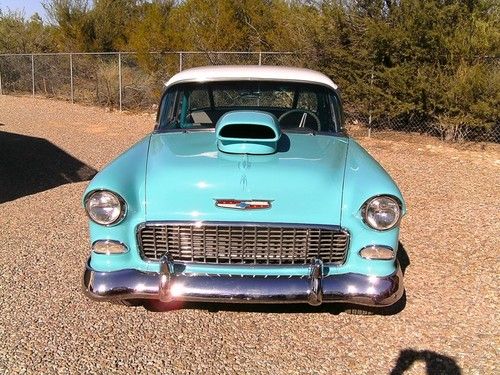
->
[145,131,349,225]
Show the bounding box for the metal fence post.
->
[0,71,3,95]
[258,52,262,66]
[368,68,374,137]
[118,52,122,111]
[69,53,74,104]
[31,54,35,98]
[179,52,183,72]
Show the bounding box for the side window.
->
[296,91,318,113]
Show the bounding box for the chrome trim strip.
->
[83,259,404,307]
[139,221,345,230]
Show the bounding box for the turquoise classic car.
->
[83,66,406,311]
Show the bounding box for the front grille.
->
[138,222,349,265]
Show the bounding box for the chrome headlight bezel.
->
[84,190,127,226]
[362,195,402,231]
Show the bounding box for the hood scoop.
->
[215,110,281,154]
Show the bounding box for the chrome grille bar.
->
[138,222,349,265]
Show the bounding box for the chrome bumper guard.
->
[83,256,404,307]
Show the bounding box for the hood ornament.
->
[215,199,272,210]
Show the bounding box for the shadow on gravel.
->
[0,130,97,203]
[398,242,410,275]
[143,295,406,315]
[390,349,462,375]
[144,242,411,315]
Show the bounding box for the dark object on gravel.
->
[0,130,96,203]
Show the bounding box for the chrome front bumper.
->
[83,257,404,307]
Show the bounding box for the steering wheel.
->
[278,109,321,131]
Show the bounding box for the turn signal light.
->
[359,245,394,260]
[92,240,128,254]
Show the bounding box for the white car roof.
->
[165,65,338,90]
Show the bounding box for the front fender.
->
[83,135,151,272]
[340,139,406,275]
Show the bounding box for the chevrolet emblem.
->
[215,199,272,210]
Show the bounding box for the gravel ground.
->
[0,96,498,374]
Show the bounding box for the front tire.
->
[343,291,407,315]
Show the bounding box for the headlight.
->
[84,190,126,226]
[362,196,401,231]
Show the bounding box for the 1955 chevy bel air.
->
[82,66,406,311]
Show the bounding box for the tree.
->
[0,10,55,53]
[91,0,138,51]
[42,0,94,51]
[0,0,497,139]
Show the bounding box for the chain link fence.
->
[343,111,500,144]
[0,52,498,143]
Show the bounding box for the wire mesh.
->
[32,54,71,100]
[0,54,33,94]
[72,54,120,107]
[0,52,497,143]
[181,52,259,69]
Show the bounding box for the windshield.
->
[157,81,343,133]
